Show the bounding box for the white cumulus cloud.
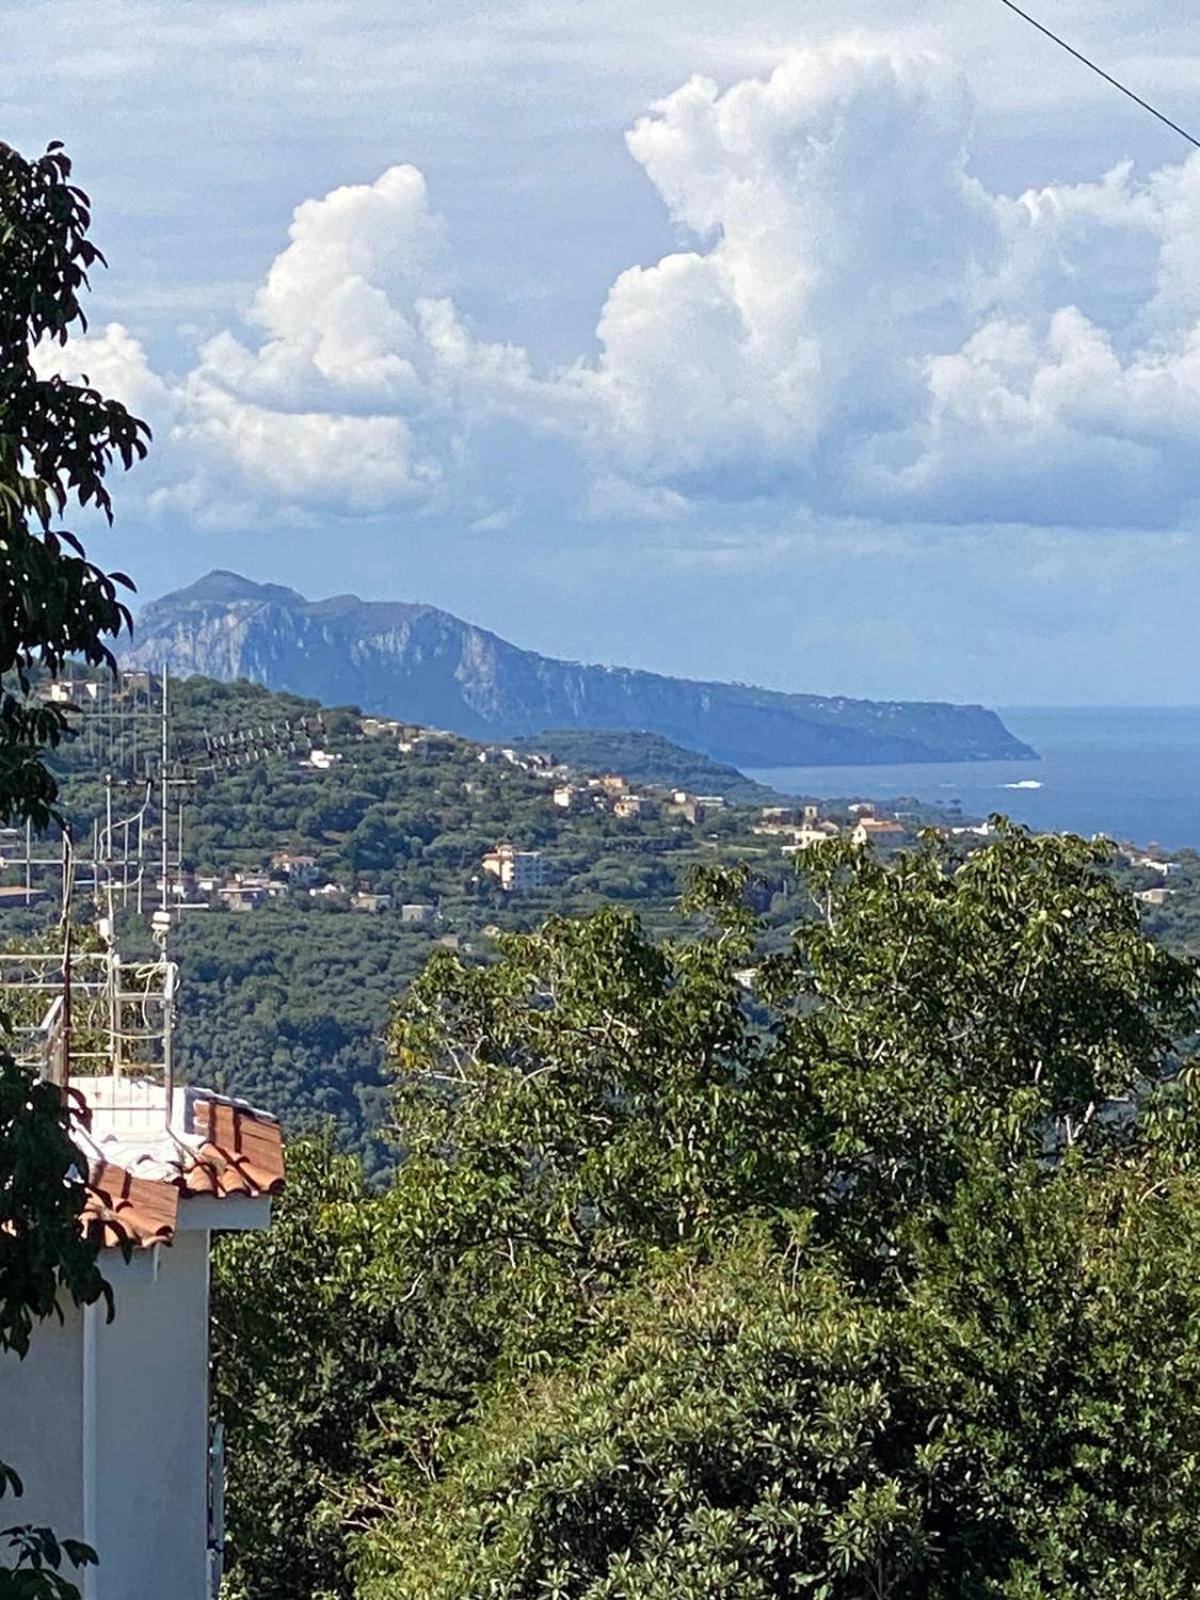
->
[41,40,1200,533]
[563,45,998,494]
[562,45,1200,527]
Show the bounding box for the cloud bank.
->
[40,40,1200,532]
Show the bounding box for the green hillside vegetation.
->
[1118,851,1200,950]
[6,674,1193,1183]
[14,672,1200,1597]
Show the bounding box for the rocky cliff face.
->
[124,571,1036,767]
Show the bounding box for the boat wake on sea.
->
[1004,780,1044,790]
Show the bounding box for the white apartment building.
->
[482,844,548,892]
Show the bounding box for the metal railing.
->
[0,950,177,1123]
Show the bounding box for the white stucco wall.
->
[2,1197,269,1596]
[0,1238,210,1600]
[0,1299,85,1540]
[84,1228,212,1600]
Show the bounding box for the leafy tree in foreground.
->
[215,827,1200,1598]
[361,1147,1200,1600]
[0,138,148,1596]
[212,889,766,1600]
[212,1138,406,1600]
[0,139,146,828]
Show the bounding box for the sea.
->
[743,708,1200,853]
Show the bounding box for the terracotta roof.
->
[82,1161,179,1251]
[78,1093,285,1250]
[182,1099,286,1199]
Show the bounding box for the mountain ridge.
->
[123,570,1037,768]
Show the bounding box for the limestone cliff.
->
[124,572,1036,767]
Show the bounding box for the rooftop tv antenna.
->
[3,662,319,930]
[0,664,317,1115]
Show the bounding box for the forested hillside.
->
[0,675,953,1171]
[510,728,777,802]
[4,674,1191,1180]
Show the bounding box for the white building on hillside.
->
[482,844,547,892]
[782,827,840,854]
[852,818,906,847]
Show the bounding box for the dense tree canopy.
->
[215,825,1200,1599]
[212,1138,403,1600]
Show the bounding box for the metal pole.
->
[161,664,169,914]
[162,958,175,1106]
[59,831,72,1091]
[104,775,113,915]
[107,938,120,1086]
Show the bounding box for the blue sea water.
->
[744,708,1200,852]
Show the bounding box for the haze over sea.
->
[746,709,1200,853]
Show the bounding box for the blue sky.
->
[8,0,1200,705]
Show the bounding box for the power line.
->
[995,0,1200,152]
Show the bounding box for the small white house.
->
[352,890,393,913]
[1135,856,1182,878]
[1136,886,1173,906]
[781,827,839,855]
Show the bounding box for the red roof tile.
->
[82,1162,178,1251]
[182,1098,286,1200]
[78,1095,285,1250]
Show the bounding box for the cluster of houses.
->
[20,687,1197,926]
[35,668,157,707]
[551,773,729,826]
[476,771,744,895]
[359,716,556,775]
[1116,844,1185,907]
[39,676,105,705]
[1120,847,1183,878]
[155,852,438,923]
[753,800,908,854]
[484,786,921,898]
[478,744,555,774]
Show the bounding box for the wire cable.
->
[995,0,1200,152]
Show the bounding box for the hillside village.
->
[8,672,953,921]
[0,673,969,1169]
[89,701,933,919]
